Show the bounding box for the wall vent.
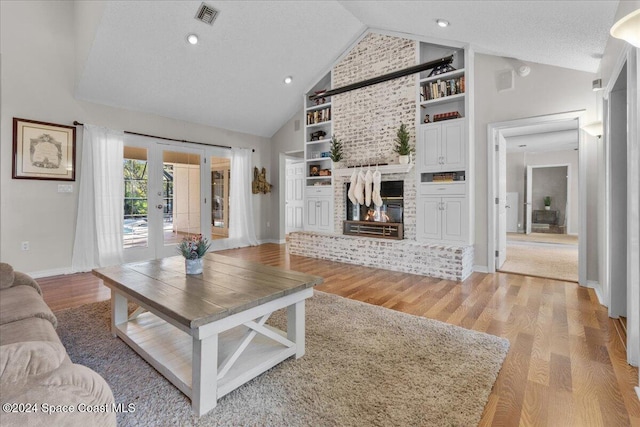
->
[195,2,219,25]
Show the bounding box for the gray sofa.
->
[0,263,116,426]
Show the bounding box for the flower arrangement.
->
[177,234,211,260]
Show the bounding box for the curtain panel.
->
[71,125,124,272]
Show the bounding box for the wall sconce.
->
[610,8,640,47]
[581,121,603,138]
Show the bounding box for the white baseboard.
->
[28,267,73,279]
[473,265,489,273]
[258,239,285,245]
[585,280,605,305]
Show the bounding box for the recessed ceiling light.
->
[518,145,527,148]
[187,34,198,45]
[436,19,449,28]
[283,76,293,85]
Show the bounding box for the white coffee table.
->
[93,254,322,416]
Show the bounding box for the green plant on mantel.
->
[543,196,551,207]
[329,135,344,162]
[393,123,414,156]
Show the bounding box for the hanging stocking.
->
[365,169,373,207]
[355,170,366,205]
[348,169,358,205]
[372,170,382,207]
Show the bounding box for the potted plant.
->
[329,134,343,169]
[393,123,413,164]
[177,234,211,274]
[543,196,551,210]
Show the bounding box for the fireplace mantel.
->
[332,163,414,177]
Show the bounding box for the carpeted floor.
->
[55,291,509,427]
[500,242,579,282]
[507,232,578,245]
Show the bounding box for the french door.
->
[123,136,218,262]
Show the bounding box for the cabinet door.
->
[417,197,441,240]
[317,197,332,232]
[441,197,467,242]
[418,125,441,171]
[441,120,465,170]
[305,198,318,230]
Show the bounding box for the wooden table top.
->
[93,254,323,329]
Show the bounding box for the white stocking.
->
[355,170,366,205]
[372,170,382,207]
[348,169,358,205]
[365,169,373,207]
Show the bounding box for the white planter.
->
[544,206,551,211]
[185,258,203,275]
[332,161,342,170]
[398,155,410,165]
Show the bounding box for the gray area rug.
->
[55,291,509,426]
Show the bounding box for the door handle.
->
[156,204,164,210]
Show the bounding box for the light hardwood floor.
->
[37,244,640,426]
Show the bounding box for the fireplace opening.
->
[344,180,404,239]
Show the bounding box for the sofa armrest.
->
[0,263,42,295]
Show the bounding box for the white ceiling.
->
[504,119,579,153]
[75,1,619,138]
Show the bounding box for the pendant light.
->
[610,9,640,47]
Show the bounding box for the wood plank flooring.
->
[37,243,640,426]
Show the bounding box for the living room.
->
[1,1,639,426]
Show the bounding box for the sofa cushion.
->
[0,341,67,384]
[0,317,63,347]
[0,263,14,290]
[0,285,57,328]
[1,352,117,426]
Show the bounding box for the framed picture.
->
[309,164,320,176]
[12,118,76,181]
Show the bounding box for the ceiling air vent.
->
[195,2,219,25]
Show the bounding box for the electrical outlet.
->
[266,221,271,228]
[21,241,29,251]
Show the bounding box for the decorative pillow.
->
[0,263,15,290]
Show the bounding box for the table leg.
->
[287,300,305,358]
[111,290,127,337]
[192,334,218,416]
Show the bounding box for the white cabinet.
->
[305,192,332,233]
[417,196,467,242]
[417,119,466,172]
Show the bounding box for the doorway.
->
[122,135,231,262]
[488,111,586,284]
[285,158,304,234]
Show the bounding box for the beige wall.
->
[0,1,271,275]
[473,53,598,274]
[507,150,580,235]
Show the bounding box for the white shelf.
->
[419,93,465,108]
[306,157,331,162]
[306,176,332,180]
[419,68,465,85]
[332,163,414,177]
[305,102,332,112]
[306,121,331,128]
[305,138,331,145]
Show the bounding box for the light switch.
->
[58,184,73,193]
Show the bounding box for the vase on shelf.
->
[544,206,551,211]
[398,155,410,165]
[185,258,203,275]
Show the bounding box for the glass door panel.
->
[123,146,149,249]
[162,149,202,249]
[210,156,230,239]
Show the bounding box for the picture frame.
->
[309,164,320,176]
[12,118,76,181]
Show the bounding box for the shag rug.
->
[55,291,509,427]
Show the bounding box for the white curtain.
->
[227,147,258,248]
[71,125,124,272]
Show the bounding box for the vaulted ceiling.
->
[75,1,619,138]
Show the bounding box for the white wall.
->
[270,109,304,241]
[473,54,598,276]
[0,1,271,275]
[507,150,579,234]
